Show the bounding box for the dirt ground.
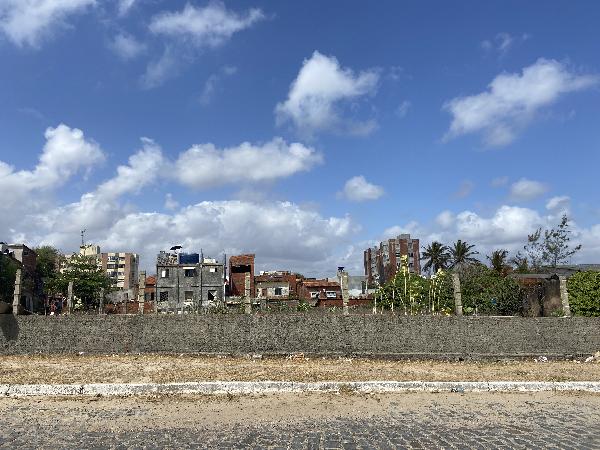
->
[0,354,598,384]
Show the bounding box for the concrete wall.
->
[1,315,599,358]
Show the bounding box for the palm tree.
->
[487,249,509,275]
[421,242,450,274]
[450,240,479,268]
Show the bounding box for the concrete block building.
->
[156,251,225,312]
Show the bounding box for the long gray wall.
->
[1,315,599,358]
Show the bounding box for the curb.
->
[1,381,600,397]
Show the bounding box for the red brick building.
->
[229,254,255,297]
[297,279,342,304]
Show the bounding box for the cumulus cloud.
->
[164,193,179,211]
[0,124,104,204]
[174,138,322,189]
[546,195,571,214]
[275,51,379,137]
[149,1,264,48]
[0,0,94,48]
[109,32,146,60]
[443,58,599,146]
[509,178,548,201]
[338,176,384,202]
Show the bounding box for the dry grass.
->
[0,354,598,384]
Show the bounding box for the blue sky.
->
[0,0,599,276]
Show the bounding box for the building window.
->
[208,290,217,301]
[326,291,337,298]
[209,267,217,273]
[159,291,168,302]
[161,269,169,278]
[184,269,196,277]
[274,287,283,296]
[310,292,319,299]
[184,291,193,302]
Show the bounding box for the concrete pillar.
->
[99,288,105,315]
[66,281,73,314]
[244,273,251,314]
[338,270,349,316]
[559,276,571,317]
[138,271,146,314]
[12,268,22,315]
[452,273,463,316]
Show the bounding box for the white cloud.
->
[109,32,146,60]
[444,58,599,146]
[509,178,548,201]
[149,1,264,48]
[339,176,384,202]
[481,32,530,57]
[200,65,237,105]
[0,0,95,48]
[546,195,571,214]
[174,138,322,189]
[396,100,411,118]
[0,123,104,201]
[140,47,177,89]
[435,210,454,229]
[164,193,179,211]
[275,51,379,137]
[117,0,136,17]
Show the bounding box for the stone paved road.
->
[0,392,599,449]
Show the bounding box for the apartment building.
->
[99,252,139,290]
[364,233,420,285]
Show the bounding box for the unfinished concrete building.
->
[156,251,225,312]
[229,254,255,297]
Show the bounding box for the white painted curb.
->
[1,381,599,397]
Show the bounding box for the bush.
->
[460,265,522,316]
[567,271,600,317]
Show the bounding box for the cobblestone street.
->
[0,392,599,449]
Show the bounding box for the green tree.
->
[450,240,479,268]
[0,253,18,302]
[487,249,509,275]
[421,241,450,274]
[510,252,529,273]
[567,271,600,317]
[524,214,582,270]
[35,245,61,295]
[54,255,112,310]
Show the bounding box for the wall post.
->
[452,273,463,316]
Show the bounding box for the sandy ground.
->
[1,354,598,384]
[0,391,599,432]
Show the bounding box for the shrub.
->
[460,265,522,316]
[567,271,600,317]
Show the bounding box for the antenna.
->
[81,229,87,247]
